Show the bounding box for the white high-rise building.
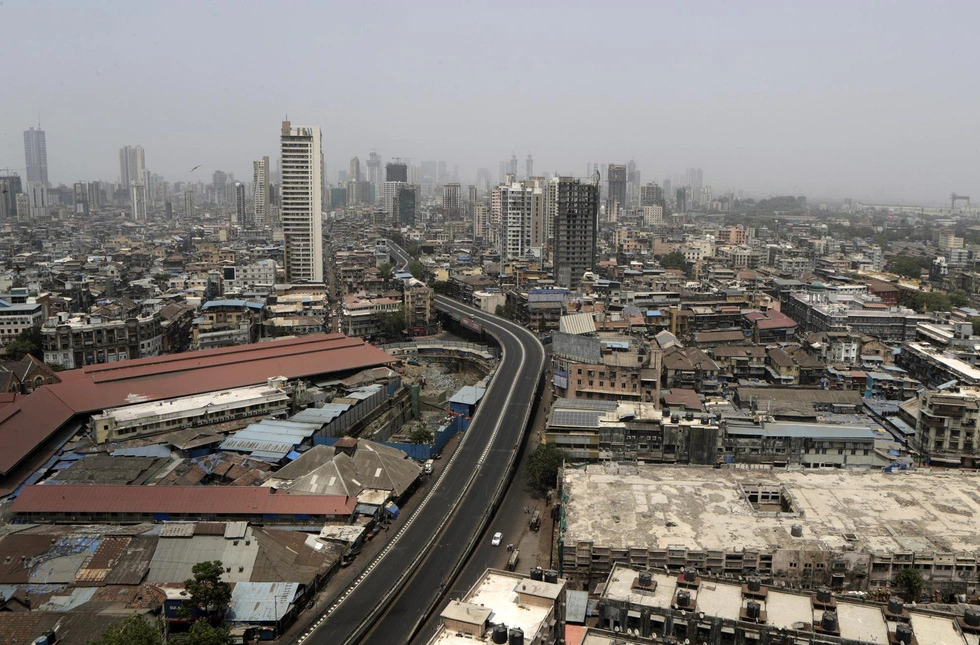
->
[119,145,145,190]
[26,183,48,220]
[130,182,147,221]
[280,121,323,283]
[492,181,542,261]
[252,156,270,228]
[23,127,49,188]
[383,180,405,219]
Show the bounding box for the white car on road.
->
[491,532,503,547]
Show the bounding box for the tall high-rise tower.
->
[386,162,408,183]
[119,145,145,190]
[349,157,361,183]
[366,151,382,201]
[553,177,599,288]
[443,183,461,220]
[280,120,324,283]
[606,163,627,210]
[23,127,49,188]
[234,182,246,224]
[252,156,270,228]
[525,154,533,180]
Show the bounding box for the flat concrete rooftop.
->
[563,464,980,555]
[601,565,974,645]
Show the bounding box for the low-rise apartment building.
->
[42,312,163,369]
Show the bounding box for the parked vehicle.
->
[506,549,520,571]
[491,531,503,547]
[529,509,541,531]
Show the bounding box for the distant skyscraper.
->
[437,161,448,183]
[607,163,627,210]
[507,154,518,178]
[23,127,49,188]
[676,187,688,213]
[131,181,147,221]
[476,168,492,195]
[349,157,361,183]
[0,173,22,219]
[640,182,665,207]
[386,162,408,183]
[553,177,599,288]
[184,190,194,218]
[119,145,145,191]
[627,159,641,206]
[27,182,49,220]
[397,185,417,227]
[234,182,245,224]
[252,156,270,228]
[366,151,382,201]
[280,120,324,283]
[525,154,533,180]
[383,181,405,219]
[443,183,461,220]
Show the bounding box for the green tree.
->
[525,443,569,494]
[376,306,408,340]
[407,259,424,280]
[432,280,449,295]
[895,567,924,602]
[409,426,434,444]
[88,613,163,645]
[659,250,688,271]
[972,319,980,337]
[377,262,395,289]
[182,561,232,620]
[183,619,231,645]
[950,290,971,308]
[888,255,931,279]
[3,324,43,361]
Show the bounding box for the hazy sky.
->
[2,0,978,204]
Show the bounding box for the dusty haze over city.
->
[1,0,978,204]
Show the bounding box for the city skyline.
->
[1,1,979,204]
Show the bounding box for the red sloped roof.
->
[0,334,394,476]
[12,485,357,516]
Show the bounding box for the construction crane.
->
[951,193,971,212]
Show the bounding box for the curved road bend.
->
[298,291,544,644]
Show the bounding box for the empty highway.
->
[296,245,544,644]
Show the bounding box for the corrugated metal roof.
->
[726,422,876,440]
[227,581,299,623]
[559,313,596,336]
[12,485,356,517]
[449,385,486,406]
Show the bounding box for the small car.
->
[491,532,503,547]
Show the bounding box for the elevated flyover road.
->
[297,295,545,644]
[385,238,413,269]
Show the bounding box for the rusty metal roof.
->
[0,333,393,477]
[12,485,357,517]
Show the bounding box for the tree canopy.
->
[659,251,688,271]
[3,325,42,361]
[182,560,232,619]
[376,306,408,340]
[88,613,162,645]
[377,262,395,289]
[182,619,231,645]
[525,443,569,494]
[895,567,924,601]
[888,255,932,279]
[408,426,434,444]
[407,259,424,280]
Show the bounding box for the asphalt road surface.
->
[296,280,544,644]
